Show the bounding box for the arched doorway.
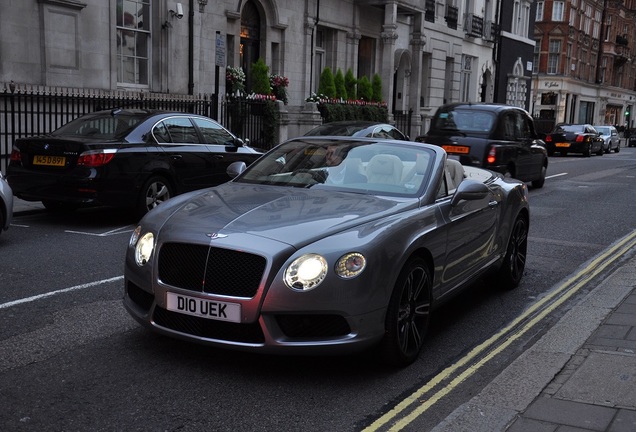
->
[240,1,262,93]
[392,49,411,112]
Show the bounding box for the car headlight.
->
[335,253,366,279]
[284,254,327,291]
[134,231,155,266]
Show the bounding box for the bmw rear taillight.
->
[576,135,585,143]
[10,146,21,163]
[487,147,496,164]
[77,149,117,167]
[545,135,553,142]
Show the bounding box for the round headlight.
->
[284,254,328,291]
[335,253,366,279]
[135,232,155,266]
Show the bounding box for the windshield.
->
[557,125,585,133]
[235,139,435,197]
[52,112,144,139]
[595,127,610,135]
[432,109,496,133]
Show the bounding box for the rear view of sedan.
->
[7,109,262,217]
[544,124,605,157]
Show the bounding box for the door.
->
[437,182,501,294]
[153,117,219,192]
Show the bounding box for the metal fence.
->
[393,109,413,138]
[0,83,273,173]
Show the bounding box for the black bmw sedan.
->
[7,109,262,217]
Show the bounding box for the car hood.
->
[153,183,415,248]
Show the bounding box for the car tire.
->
[615,145,620,153]
[531,164,547,189]
[42,200,79,213]
[380,256,432,367]
[137,175,173,218]
[596,145,604,156]
[495,215,528,290]
[583,142,592,157]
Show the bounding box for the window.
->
[583,5,592,34]
[460,55,473,102]
[548,39,561,74]
[536,1,544,21]
[593,10,601,39]
[192,118,234,145]
[117,0,150,87]
[512,1,531,37]
[552,1,565,21]
[533,41,540,74]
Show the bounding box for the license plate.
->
[555,142,570,148]
[166,292,241,323]
[33,155,66,166]
[442,145,470,154]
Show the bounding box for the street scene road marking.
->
[364,229,636,431]
[65,226,134,236]
[0,276,124,310]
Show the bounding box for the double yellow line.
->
[365,229,636,431]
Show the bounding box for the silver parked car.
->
[124,136,530,367]
[593,125,621,153]
[0,171,14,236]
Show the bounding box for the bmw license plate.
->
[166,292,241,323]
[33,155,66,166]
[555,142,570,148]
[442,145,470,154]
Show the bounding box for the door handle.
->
[488,201,499,208]
[171,155,182,160]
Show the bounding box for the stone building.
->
[0,0,537,139]
[532,0,636,130]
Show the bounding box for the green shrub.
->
[251,58,271,95]
[334,69,347,100]
[318,67,336,98]
[345,69,357,100]
[357,76,372,101]
[371,73,383,102]
[317,103,388,123]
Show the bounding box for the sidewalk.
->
[433,255,636,432]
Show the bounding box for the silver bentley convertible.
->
[123,136,529,367]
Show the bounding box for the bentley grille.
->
[158,243,266,297]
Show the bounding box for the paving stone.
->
[606,312,636,327]
[524,397,616,430]
[609,408,636,432]
[555,351,636,410]
[506,417,557,432]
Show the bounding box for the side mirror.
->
[227,161,247,178]
[450,179,490,206]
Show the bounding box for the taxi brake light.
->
[487,147,497,164]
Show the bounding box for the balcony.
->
[616,34,629,46]
[425,0,435,23]
[464,13,484,38]
[445,5,458,30]
[483,20,500,42]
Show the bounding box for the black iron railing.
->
[0,84,283,172]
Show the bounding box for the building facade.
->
[532,0,636,130]
[0,0,528,139]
